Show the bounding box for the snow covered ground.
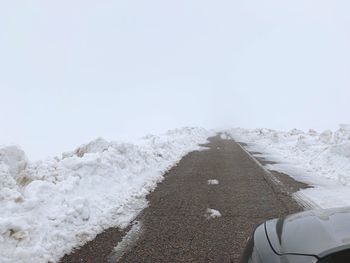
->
[3,124,350,262]
[0,128,212,263]
[224,125,350,209]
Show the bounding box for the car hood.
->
[265,207,350,258]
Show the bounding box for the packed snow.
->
[224,125,350,209]
[0,128,212,263]
[108,221,143,262]
[207,179,219,185]
[205,208,222,220]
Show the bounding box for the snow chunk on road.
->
[205,208,222,220]
[0,127,212,263]
[207,179,219,185]
[225,125,350,209]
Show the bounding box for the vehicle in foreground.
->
[240,207,350,263]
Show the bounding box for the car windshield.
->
[319,249,350,263]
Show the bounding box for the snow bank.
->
[0,146,28,203]
[0,128,211,263]
[225,125,350,209]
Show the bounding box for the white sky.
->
[1,0,350,160]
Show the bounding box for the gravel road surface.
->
[60,136,306,263]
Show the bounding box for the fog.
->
[1,0,350,159]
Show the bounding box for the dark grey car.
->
[240,207,350,263]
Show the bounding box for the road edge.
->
[236,142,320,210]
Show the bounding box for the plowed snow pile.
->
[225,124,350,209]
[0,128,211,263]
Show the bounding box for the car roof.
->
[265,207,350,258]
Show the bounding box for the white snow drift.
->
[225,124,350,209]
[0,128,211,263]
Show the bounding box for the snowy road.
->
[60,136,305,262]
